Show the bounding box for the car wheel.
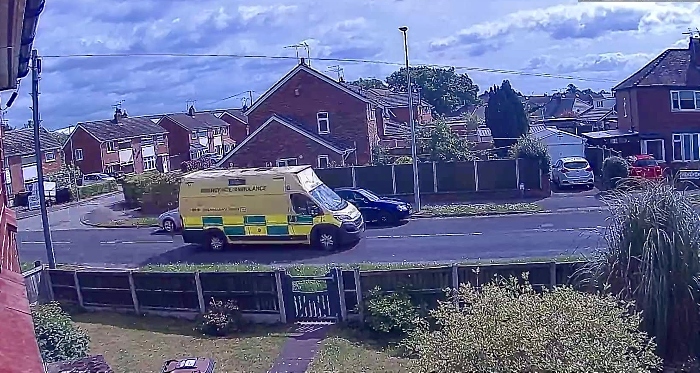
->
[205,230,227,251]
[312,228,338,251]
[378,211,397,225]
[162,219,176,233]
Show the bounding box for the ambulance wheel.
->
[312,227,338,251]
[205,230,227,251]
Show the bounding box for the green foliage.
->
[32,302,90,363]
[78,180,118,199]
[418,120,476,162]
[386,66,479,115]
[363,287,421,337]
[602,156,629,189]
[460,112,483,131]
[45,164,82,189]
[404,277,661,373]
[349,78,387,90]
[394,156,412,165]
[581,181,700,361]
[121,171,181,213]
[371,145,392,165]
[485,80,529,147]
[508,135,551,174]
[196,298,245,337]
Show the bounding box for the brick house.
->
[218,59,387,168]
[157,107,237,167]
[64,108,171,175]
[2,126,63,196]
[200,108,249,144]
[611,33,700,167]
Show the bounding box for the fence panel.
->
[360,267,452,308]
[132,272,199,311]
[435,162,476,192]
[393,163,435,195]
[77,271,133,308]
[199,272,279,313]
[458,262,552,288]
[355,165,394,195]
[315,168,353,189]
[518,158,541,189]
[477,160,517,191]
[48,269,79,303]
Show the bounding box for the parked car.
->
[334,187,412,224]
[551,157,595,189]
[626,154,665,180]
[158,208,181,233]
[81,173,116,186]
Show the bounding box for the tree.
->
[461,112,484,131]
[566,83,578,94]
[418,120,476,162]
[485,80,529,149]
[371,145,391,165]
[385,66,479,115]
[349,78,386,90]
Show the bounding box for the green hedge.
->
[121,171,182,214]
[78,180,118,199]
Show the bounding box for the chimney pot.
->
[188,105,196,116]
[300,58,305,65]
[690,35,700,67]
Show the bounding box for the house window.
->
[317,155,329,168]
[75,148,83,161]
[155,134,165,145]
[670,90,700,111]
[317,112,330,134]
[198,130,208,138]
[367,105,375,121]
[672,133,700,161]
[276,158,298,167]
[106,141,116,152]
[105,164,116,174]
[117,140,131,149]
[641,139,665,162]
[222,127,228,135]
[143,155,156,171]
[213,127,221,135]
[44,151,56,162]
[141,136,154,146]
[191,131,197,140]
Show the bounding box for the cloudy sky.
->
[1,0,697,129]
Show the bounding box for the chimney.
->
[112,107,123,124]
[299,58,306,66]
[188,105,196,117]
[691,34,700,67]
[339,76,345,83]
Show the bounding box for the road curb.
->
[79,216,159,229]
[17,191,122,220]
[408,206,608,220]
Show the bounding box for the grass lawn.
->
[73,312,290,373]
[94,217,160,228]
[419,202,543,217]
[308,327,416,373]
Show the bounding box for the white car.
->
[158,208,181,233]
[82,173,116,186]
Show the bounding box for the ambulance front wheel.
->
[312,227,338,251]
[205,230,227,251]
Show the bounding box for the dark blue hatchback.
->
[334,187,413,225]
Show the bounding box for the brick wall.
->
[7,149,63,193]
[63,126,102,174]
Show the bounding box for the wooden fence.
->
[23,261,586,323]
[315,158,543,196]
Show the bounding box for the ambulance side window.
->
[290,193,320,216]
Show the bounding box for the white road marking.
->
[99,240,174,244]
[21,241,71,244]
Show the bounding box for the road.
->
[17,209,609,267]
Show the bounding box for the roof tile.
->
[3,127,62,157]
[166,112,231,131]
[614,43,700,90]
[78,115,168,142]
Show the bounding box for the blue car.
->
[334,187,413,225]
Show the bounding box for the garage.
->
[530,125,586,163]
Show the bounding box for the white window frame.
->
[222,126,228,135]
[623,98,628,118]
[213,127,221,135]
[317,112,330,134]
[641,139,665,162]
[44,151,56,162]
[367,105,375,121]
[75,148,83,161]
[317,155,329,168]
[276,158,298,167]
[143,155,157,171]
[105,141,116,152]
[670,90,700,111]
[155,134,165,145]
[190,131,197,140]
[672,133,700,162]
[104,164,116,174]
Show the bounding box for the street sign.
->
[27,194,40,210]
[678,170,700,181]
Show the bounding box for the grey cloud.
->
[525,52,653,74]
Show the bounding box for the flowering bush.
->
[195,298,245,337]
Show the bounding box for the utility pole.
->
[30,49,56,269]
[399,27,421,212]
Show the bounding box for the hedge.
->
[78,181,118,199]
[121,171,182,214]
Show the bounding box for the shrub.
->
[372,146,391,166]
[45,164,82,189]
[602,156,629,189]
[509,135,550,174]
[363,287,421,337]
[121,171,181,213]
[32,302,90,363]
[78,180,118,199]
[196,298,245,337]
[404,277,661,373]
[581,181,700,361]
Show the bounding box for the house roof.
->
[77,115,168,142]
[529,125,584,141]
[244,61,372,115]
[614,39,700,90]
[577,107,617,123]
[163,112,231,131]
[200,108,248,124]
[581,129,639,140]
[3,127,63,157]
[215,114,354,167]
[347,87,430,108]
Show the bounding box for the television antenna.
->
[327,65,344,80]
[284,42,311,66]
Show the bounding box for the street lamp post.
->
[399,26,421,212]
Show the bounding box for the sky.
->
[1,0,698,130]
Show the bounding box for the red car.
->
[627,155,664,180]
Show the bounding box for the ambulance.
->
[179,166,365,251]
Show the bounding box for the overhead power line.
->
[40,52,618,83]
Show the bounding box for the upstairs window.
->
[106,141,116,152]
[367,105,375,121]
[190,131,197,140]
[317,112,330,134]
[44,151,56,162]
[670,90,700,111]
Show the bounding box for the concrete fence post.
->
[353,268,363,321]
[274,269,287,323]
[549,261,557,289]
[128,271,140,314]
[391,165,397,194]
[451,263,459,305]
[351,166,357,188]
[474,160,480,191]
[432,162,438,193]
[335,268,347,322]
[194,272,206,314]
[73,271,84,308]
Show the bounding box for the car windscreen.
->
[563,161,588,169]
[634,159,658,167]
[357,189,380,202]
[310,184,348,212]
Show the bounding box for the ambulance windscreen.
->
[310,184,348,212]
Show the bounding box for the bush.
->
[196,298,245,337]
[32,302,90,363]
[121,171,181,213]
[404,277,661,373]
[394,156,412,165]
[602,156,629,189]
[509,135,550,174]
[582,181,700,361]
[77,180,118,199]
[363,287,421,337]
[45,164,82,189]
[372,146,391,165]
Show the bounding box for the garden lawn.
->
[73,312,289,373]
[419,202,543,217]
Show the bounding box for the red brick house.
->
[64,108,171,175]
[157,107,237,166]
[200,108,249,144]
[217,59,382,168]
[611,33,700,166]
[2,126,63,196]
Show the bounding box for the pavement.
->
[16,193,125,232]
